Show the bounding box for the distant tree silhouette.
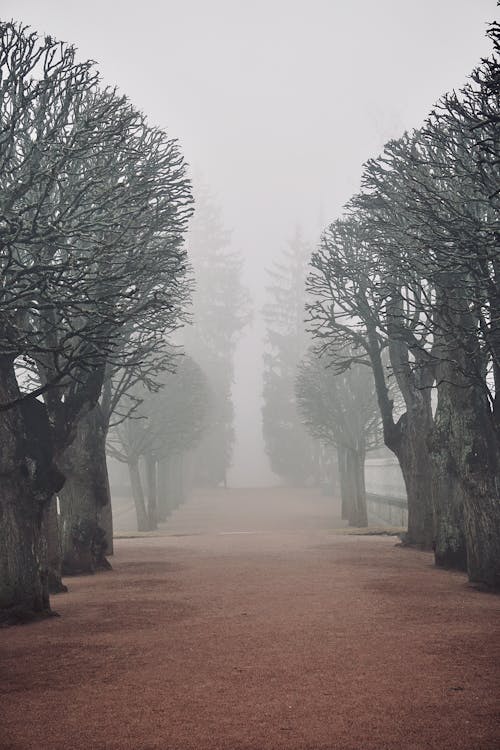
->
[184,184,251,487]
[108,355,209,531]
[262,228,318,485]
[297,349,382,526]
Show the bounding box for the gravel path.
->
[1,488,499,750]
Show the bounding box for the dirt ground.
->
[1,487,499,750]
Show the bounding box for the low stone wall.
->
[364,456,406,498]
[365,457,407,527]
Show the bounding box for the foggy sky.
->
[3,0,496,485]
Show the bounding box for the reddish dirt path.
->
[1,488,499,750]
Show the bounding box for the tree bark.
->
[444,381,500,587]
[98,498,114,556]
[98,375,114,554]
[0,362,63,623]
[145,454,158,530]
[128,459,149,531]
[42,497,67,594]
[0,473,51,623]
[394,418,435,548]
[368,307,434,548]
[59,406,112,575]
[430,298,499,584]
[429,378,467,570]
[346,446,368,527]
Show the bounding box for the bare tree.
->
[0,24,192,620]
[307,213,435,548]
[354,26,500,585]
[297,349,382,526]
[108,354,209,530]
[307,22,500,585]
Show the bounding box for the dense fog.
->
[3,0,494,486]
[2,8,500,747]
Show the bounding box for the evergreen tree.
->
[184,184,251,486]
[262,227,317,485]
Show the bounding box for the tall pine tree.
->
[262,227,317,485]
[184,184,251,486]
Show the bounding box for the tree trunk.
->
[128,459,149,531]
[345,446,368,527]
[99,376,114,554]
[368,308,434,547]
[337,445,367,526]
[463,468,500,589]
[0,363,63,623]
[42,497,67,594]
[352,447,368,527]
[59,406,112,575]
[444,381,500,587]
[395,420,435,548]
[431,459,467,570]
[0,474,51,624]
[337,446,350,521]
[431,299,499,585]
[145,454,158,530]
[98,499,114,556]
[157,458,171,522]
[429,378,467,570]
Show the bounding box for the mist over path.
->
[2,488,498,750]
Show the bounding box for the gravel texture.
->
[1,487,499,750]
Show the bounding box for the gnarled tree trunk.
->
[395,419,435,548]
[59,406,112,575]
[370,304,435,548]
[0,364,64,623]
[429,378,467,570]
[430,301,499,584]
[42,496,67,594]
[450,383,500,587]
[431,460,466,570]
[0,474,51,623]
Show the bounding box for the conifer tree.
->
[262,228,317,485]
[184,184,251,486]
